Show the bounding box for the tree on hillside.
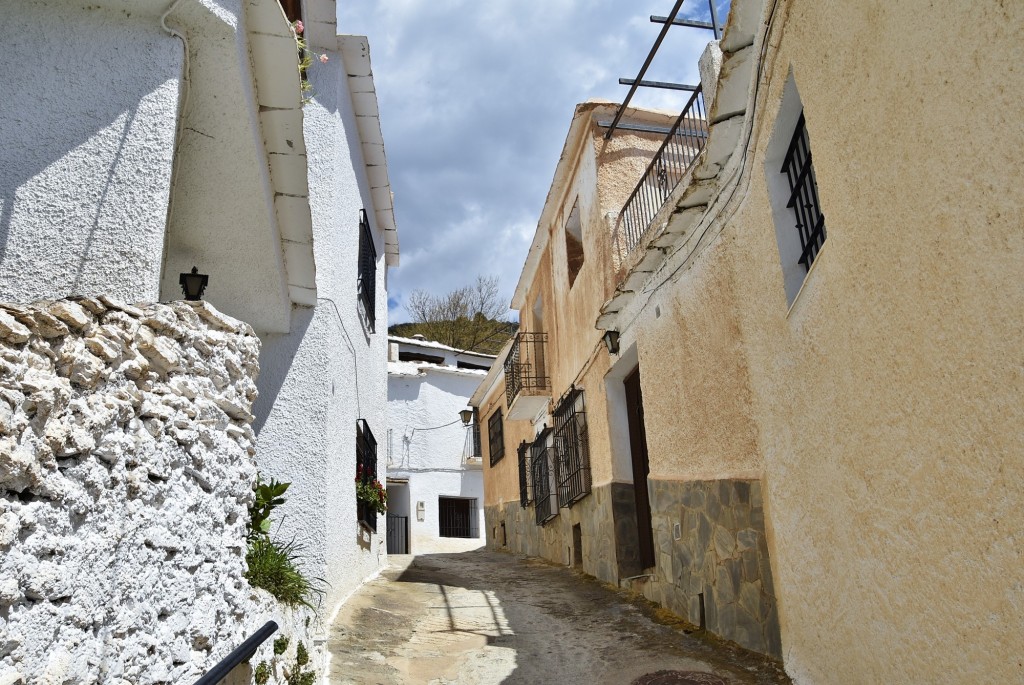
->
[393,276,517,354]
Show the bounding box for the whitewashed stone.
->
[47,301,91,331]
[0,298,315,684]
[0,311,30,344]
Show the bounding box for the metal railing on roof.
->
[617,85,708,254]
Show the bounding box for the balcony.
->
[617,85,708,255]
[504,332,550,420]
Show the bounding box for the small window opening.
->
[564,200,585,287]
[439,497,478,538]
[398,351,444,364]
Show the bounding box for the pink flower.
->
[319,53,329,64]
[293,20,304,34]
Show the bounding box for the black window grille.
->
[517,441,532,508]
[356,419,378,532]
[782,113,827,270]
[531,428,558,525]
[471,408,482,460]
[504,332,550,406]
[438,497,478,538]
[554,387,591,507]
[487,409,505,465]
[357,210,377,332]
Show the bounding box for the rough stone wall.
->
[643,479,781,657]
[0,297,315,684]
[485,482,640,587]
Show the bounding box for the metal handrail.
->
[616,85,708,255]
[193,620,278,685]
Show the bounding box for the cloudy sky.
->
[338,1,728,323]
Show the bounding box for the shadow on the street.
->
[390,548,789,685]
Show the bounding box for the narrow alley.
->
[326,550,790,685]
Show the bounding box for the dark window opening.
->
[356,419,378,532]
[457,360,491,371]
[517,440,532,508]
[554,387,592,507]
[782,113,827,271]
[358,209,377,332]
[487,409,505,465]
[564,200,585,287]
[470,408,482,460]
[439,497,478,538]
[279,0,302,24]
[531,428,558,525]
[398,351,444,364]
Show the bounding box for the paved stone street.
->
[326,550,790,685]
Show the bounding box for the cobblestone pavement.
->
[326,550,790,685]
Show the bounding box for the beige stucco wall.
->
[611,0,1024,681]
[741,2,1024,682]
[635,239,762,482]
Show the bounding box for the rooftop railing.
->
[617,85,708,254]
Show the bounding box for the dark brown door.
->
[624,367,655,569]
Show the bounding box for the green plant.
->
[254,661,271,685]
[244,536,324,610]
[273,635,289,656]
[249,475,290,541]
[290,20,328,104]
[295,641,309,666]
[355,478,387,514]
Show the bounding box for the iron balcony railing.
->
[504,332,550,407]
[618,85,708,254]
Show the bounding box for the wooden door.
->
[624,367,655,570]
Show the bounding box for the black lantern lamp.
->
[459,409,474,425]
[179,266,209,301]
[602,330,620,354]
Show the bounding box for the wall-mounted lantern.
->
[602,330,620,355]
[459,409,474,425]
[179,266,209,301]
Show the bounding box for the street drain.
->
[631,671,729,685]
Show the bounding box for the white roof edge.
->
[389,335,498,358]
[246,0,318,308]
[338,34,400,266]
[469,337,514,407]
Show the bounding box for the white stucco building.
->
[386,336,492,554]
[0,0,399,673]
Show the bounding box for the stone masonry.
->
[0,298,316,684]
[643,479,782,657]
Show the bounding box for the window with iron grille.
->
[531,428,558,525]
[357,209,377,332]
[471,408,482,460]
[781,112,826,272]
[356,419,379,532]
[438,497,478,538]
[487,409,505,465]
[517,441,532,507]
[554,387,591,507]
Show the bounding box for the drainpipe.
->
[159,0,191,289]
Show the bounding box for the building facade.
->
[386,336,492,555]
[474,0,1024,682]
[0,0,399,679]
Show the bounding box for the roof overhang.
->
[339,35,400,266]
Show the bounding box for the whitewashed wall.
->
[388,363,486,554]
[0,298,319,685]
[0,1,182,304]
[252,44,389,616]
